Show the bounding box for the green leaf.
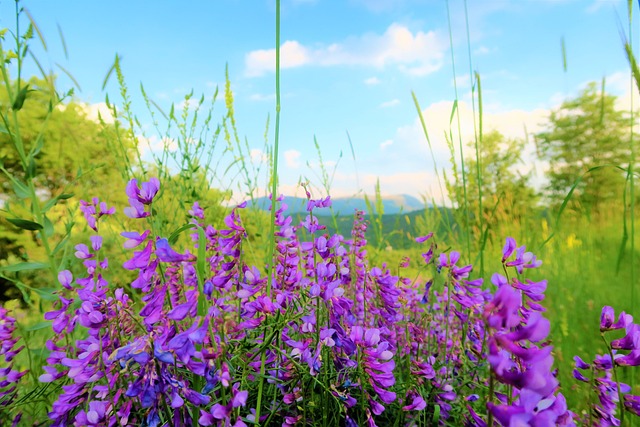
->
[31,135,44,157]
[168,223,196,245]
[43,215,54,238]
[25,321,51,331]
[11,179,30,199]
[26,157,36,179]
[196,226,207,317]
[12,84,31,111]
[433,404,441,423]
[33,287,57,301]
[6,218,43,230]
[449,99,458,125]
[43,193,74,213]
[52,236,69,256]
[0,262,49,273]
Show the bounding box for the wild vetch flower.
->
[79,197,115,231]
[121,230,151,248]
[483,241,575,426]
[0,307,27,410]
[611,323,640,350]
[624,394,640,416]
[306,195,332,212]
[600,305,633,332]
[189,201,205,219]
[502,236,542,273]
[484,284,521,329]
[58,270,74,290]
[155,238,195,262]
[502,237,517,262]
[126,177,160,205]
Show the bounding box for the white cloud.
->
[137,135,178,155]
[284,149,302,168]
[176,98,201,111]
[365,76,381,85]
[380,99,400,108]
[473,45,492,55]
[80,102,116,124]
[585,0,620,14]
[245,23,446,77]
[249,93,276,101]
[380,139,394,149]
[379,98,550,204]
[329,170,446,204]
[250,148,269,164]
[245,41,310,77]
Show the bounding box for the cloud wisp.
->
[245,23,446,77]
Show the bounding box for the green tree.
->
[447,130,539,241]
[0,77,134,300]
[535,81,632,217]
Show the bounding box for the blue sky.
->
[0,0,636,203]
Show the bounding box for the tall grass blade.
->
[23,8,47,51]
[101,54,118,91]
[474,71,485,275]
[346,130,360,192]
[55,62,82,92]
[260,0,282,420]
[627,0,637,402]
[446,0,471,260]
[57,23,68,60]
[561,36,568,73]
[411,91,448,212]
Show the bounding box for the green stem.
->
[601,332,625,424]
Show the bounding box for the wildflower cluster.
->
[480,238,574,426]
[0,306,26,426]
[572,306,640,425]
[10,177,639,426]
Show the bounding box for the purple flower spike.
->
[415,232,434,243]
[89,235,102,252]
[624,394,640,416]
[601,306,632,332]
[615,349,640,367]
[611,323,640,350]
[502,237,517,261]
[121,230,151,248]
[126,177,160,205]
[155,238,195,263]
[124,199,150,219]
[58,270,73,290]
[189,201,205,219]
[74,244,93,260]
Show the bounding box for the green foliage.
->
[0,76,135,301]
[447,130,538,244]
[535,81,634,217]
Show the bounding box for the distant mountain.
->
[248,194,427,216]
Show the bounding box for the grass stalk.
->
[446,0,471,260]
[464,0,485,276]
[257,0,282,423]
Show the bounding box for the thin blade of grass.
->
[561,36,568,72]
[55,62,82,92]
[57,23,68,60]
[23,8,47,51]
[102,54,119,91]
